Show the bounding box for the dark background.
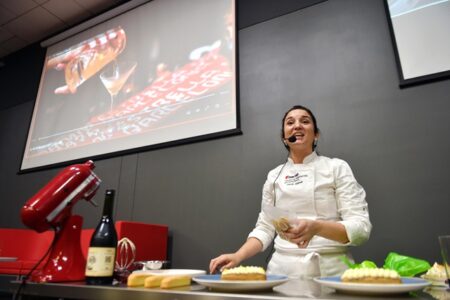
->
[0,0,449,270]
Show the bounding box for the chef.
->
[210,105,372,279]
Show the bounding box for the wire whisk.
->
[115,237,136,271]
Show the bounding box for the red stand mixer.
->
[20,160,101,282]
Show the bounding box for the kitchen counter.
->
[0,275,444,300]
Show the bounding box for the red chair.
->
[80,221,169,261]
[0,229,54,275]
[0,221,168,277]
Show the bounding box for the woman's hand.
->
[283,219,319,248]
[283,219,350,247]
[209,238,263,274]
[209,253,241,274]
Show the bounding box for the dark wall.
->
[1,0,449,270]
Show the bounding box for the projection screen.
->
[385,0,450,86]
[21,0,238,171]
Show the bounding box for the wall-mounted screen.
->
[21,0,238,172]
[385,0,450,86]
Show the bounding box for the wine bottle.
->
[85,189,118,285]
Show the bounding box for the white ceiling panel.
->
[1,0,38,15]
[74,0,122,14]
[0,0,129,60]
[43,0,92,25]
[0,6,17,25]
[33,0,50,4]
[4,6,64,43]
[0,28,14,44]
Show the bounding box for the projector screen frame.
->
[19,0,241,173]
[384,0,450,88]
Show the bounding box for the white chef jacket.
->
[248,152,372,278]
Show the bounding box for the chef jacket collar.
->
[288,151,318,165]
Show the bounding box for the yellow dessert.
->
[221,266,266,281]
[423,262,448,281]
[341,268,401,284]
[127,273,152,287]
[160,276,191,289]
[144,275,164,288]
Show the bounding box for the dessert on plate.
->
[221,266,266,281]
[341,268,401,284]
[421,262,448,285]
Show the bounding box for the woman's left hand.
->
[283,219,319,248]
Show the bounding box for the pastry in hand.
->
[272,217,290,232]
[272,217,291,239]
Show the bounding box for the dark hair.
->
[281,105,319,151]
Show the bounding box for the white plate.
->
[193,274,289,292]
[132,269,206,278]
[314,276,431,295]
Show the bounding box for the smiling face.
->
[282,108,318,153]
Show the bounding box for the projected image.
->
[22,0,237,171]
[388,0,447,17]
[385,0,450,84]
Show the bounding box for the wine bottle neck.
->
[102,190,115,217]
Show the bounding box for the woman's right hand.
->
[209,253,241,274]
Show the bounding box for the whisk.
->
[115,237,136,272]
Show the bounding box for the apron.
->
[268,157,353,279]
[267,247,353,279]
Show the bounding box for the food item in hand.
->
[422,262,447,281]
[272,217,291,233]
[144,275,164,288]
[221,266,266,281]
[272,217,291,240]
[160,275,191,289]
[127,273,152,286]
[341,268,401,284]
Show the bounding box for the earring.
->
[313,138,318,148]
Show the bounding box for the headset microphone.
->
[287,135,297,143]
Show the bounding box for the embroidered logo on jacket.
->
[284,173,307,185]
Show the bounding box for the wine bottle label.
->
[85,247,116,276]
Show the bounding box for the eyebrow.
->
[285,115,311,121]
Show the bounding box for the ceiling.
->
[0,0,128,59]
[0,0,327,61]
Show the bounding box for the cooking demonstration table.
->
[0,275,444,300]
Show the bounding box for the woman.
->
[209,105,372,279]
